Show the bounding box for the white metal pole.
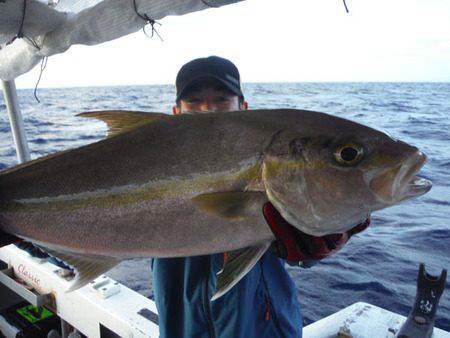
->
[1,80,30,163]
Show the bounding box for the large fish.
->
[0,109,431,298]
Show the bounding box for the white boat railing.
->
[303,302,449,338]
[0,245,159,338]
[1,80,30,163]
[2,243,449,337]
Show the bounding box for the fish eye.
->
[334,143,364,166]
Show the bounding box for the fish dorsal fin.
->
[77,110,171,138]
[192,192,267,221]
[42,247,119,292]
[211,242,271,301]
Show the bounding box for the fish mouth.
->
[397,151,432,200]
[401,176,432,200]
[370,151,432,203]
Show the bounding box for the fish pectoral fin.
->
[43,247,119,292]
[211,242,271,301]
[77,110,171,138]
[192,192,267,220]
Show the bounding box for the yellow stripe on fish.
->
[5,162,262,213]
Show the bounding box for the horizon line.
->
[12,80,450,91]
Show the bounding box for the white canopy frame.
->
[0,0,243,163]
[0,0,243,81]
[1,80,30,164]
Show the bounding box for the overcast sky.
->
[15,0,450,89]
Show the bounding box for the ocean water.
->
[1,83,449,330]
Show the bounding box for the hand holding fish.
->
[263,202,370,262]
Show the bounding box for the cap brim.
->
[177,74,243,101]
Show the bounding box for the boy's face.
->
[173,79,247,115]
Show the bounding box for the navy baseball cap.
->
[175,56,244,101]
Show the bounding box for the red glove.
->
[262,202,370,262]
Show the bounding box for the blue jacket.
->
[152,250,302,338]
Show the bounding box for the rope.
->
[343,0,349,13]
[201,0,219,8]
[17,0,27,38]
[7,0,41,49]
[34,57,48,103]
[133,0,163,41]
